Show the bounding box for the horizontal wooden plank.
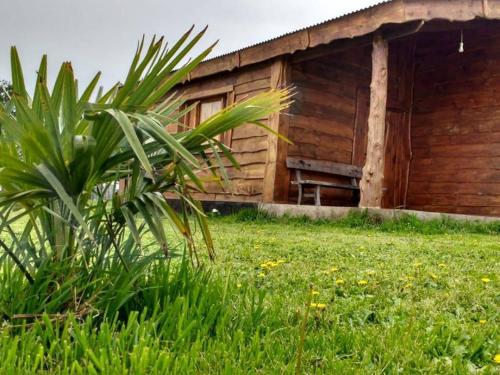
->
[292,180,359,190]
[214,193,263,202]
[203,178,264,196]
[412,143,500,158]
[231,151,268,166]
[407,181,500,196]
[409,169,500,183]
[290,98,354,125]
[235,88,270,102]
[181,85,233,101]
[286,157,362,178]
[408,193,500,207]
[288,143,352,165]
[412,113,500,137]
[231,123,268,140]
[414,90,500,114]
[292,60,369,95]
[234,78,271,96]
[295,85,356,115]
[290,114,355,140]
[411,157,500,171]
[229,179,264,196]
[200,150,267,169]
[412,132,500,148]
[226,163,266,180]
[288,127,353,153]
[291,69,358,101]
[235,64,271,85]
[231,135,268,153]
[189,192,262,203]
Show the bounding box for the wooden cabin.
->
[175,0,500,217]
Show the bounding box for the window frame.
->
[182,85,234,147]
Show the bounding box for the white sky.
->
[1,0,381,92]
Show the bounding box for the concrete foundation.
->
[258,203,500,223]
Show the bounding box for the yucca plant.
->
[0,28,290,314]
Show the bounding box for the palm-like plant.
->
[0,28,290,295]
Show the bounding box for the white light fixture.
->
[459,29,464,53]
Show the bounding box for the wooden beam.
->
[262,57,289,203]
[286,157,363,179]
[291,21,423,65]
[359,34,389,208]
[181,85,234,101]
[291,34,373,64]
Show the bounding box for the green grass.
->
[1,211,499,373]
[208,211,500,373]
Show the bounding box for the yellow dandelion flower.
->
[330,267,339,273]
[311,290,320,296]
[481,277,491,283]
[257,273,266,278]
[494,354,500,364]
[479,319,486,324]
[357,280,368,286]
[335,279,345,285]
[438,263,447,268]
[310,303,327,310]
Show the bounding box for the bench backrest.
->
[286,157,363,179]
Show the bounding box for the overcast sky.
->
[1,0,380,92]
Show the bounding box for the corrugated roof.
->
[204,0,392,63]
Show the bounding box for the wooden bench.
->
[286,157,363,206]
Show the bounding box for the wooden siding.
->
[177,62,273,202]
[407,25,500,216]
[286,46,372,205]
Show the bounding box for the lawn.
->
[206,212,500,373]
[1,211,499,374]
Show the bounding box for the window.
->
[194,95,230,145]
[199,96,225,124]
[183,85,234,146]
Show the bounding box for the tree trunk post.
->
[359,34,389,208]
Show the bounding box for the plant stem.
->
[0,239,34,284]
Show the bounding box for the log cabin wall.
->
[407,22,500,216]
[175,62,274,203]
[382,38,415,209]
[285,46,372,205]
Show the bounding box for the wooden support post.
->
[359,34,389,208]
[263,57,290,203]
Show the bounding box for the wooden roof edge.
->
[188,0,500,81]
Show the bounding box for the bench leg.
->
[297,185,303,205]
[352,189,360,206]
[315,185,321,206]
